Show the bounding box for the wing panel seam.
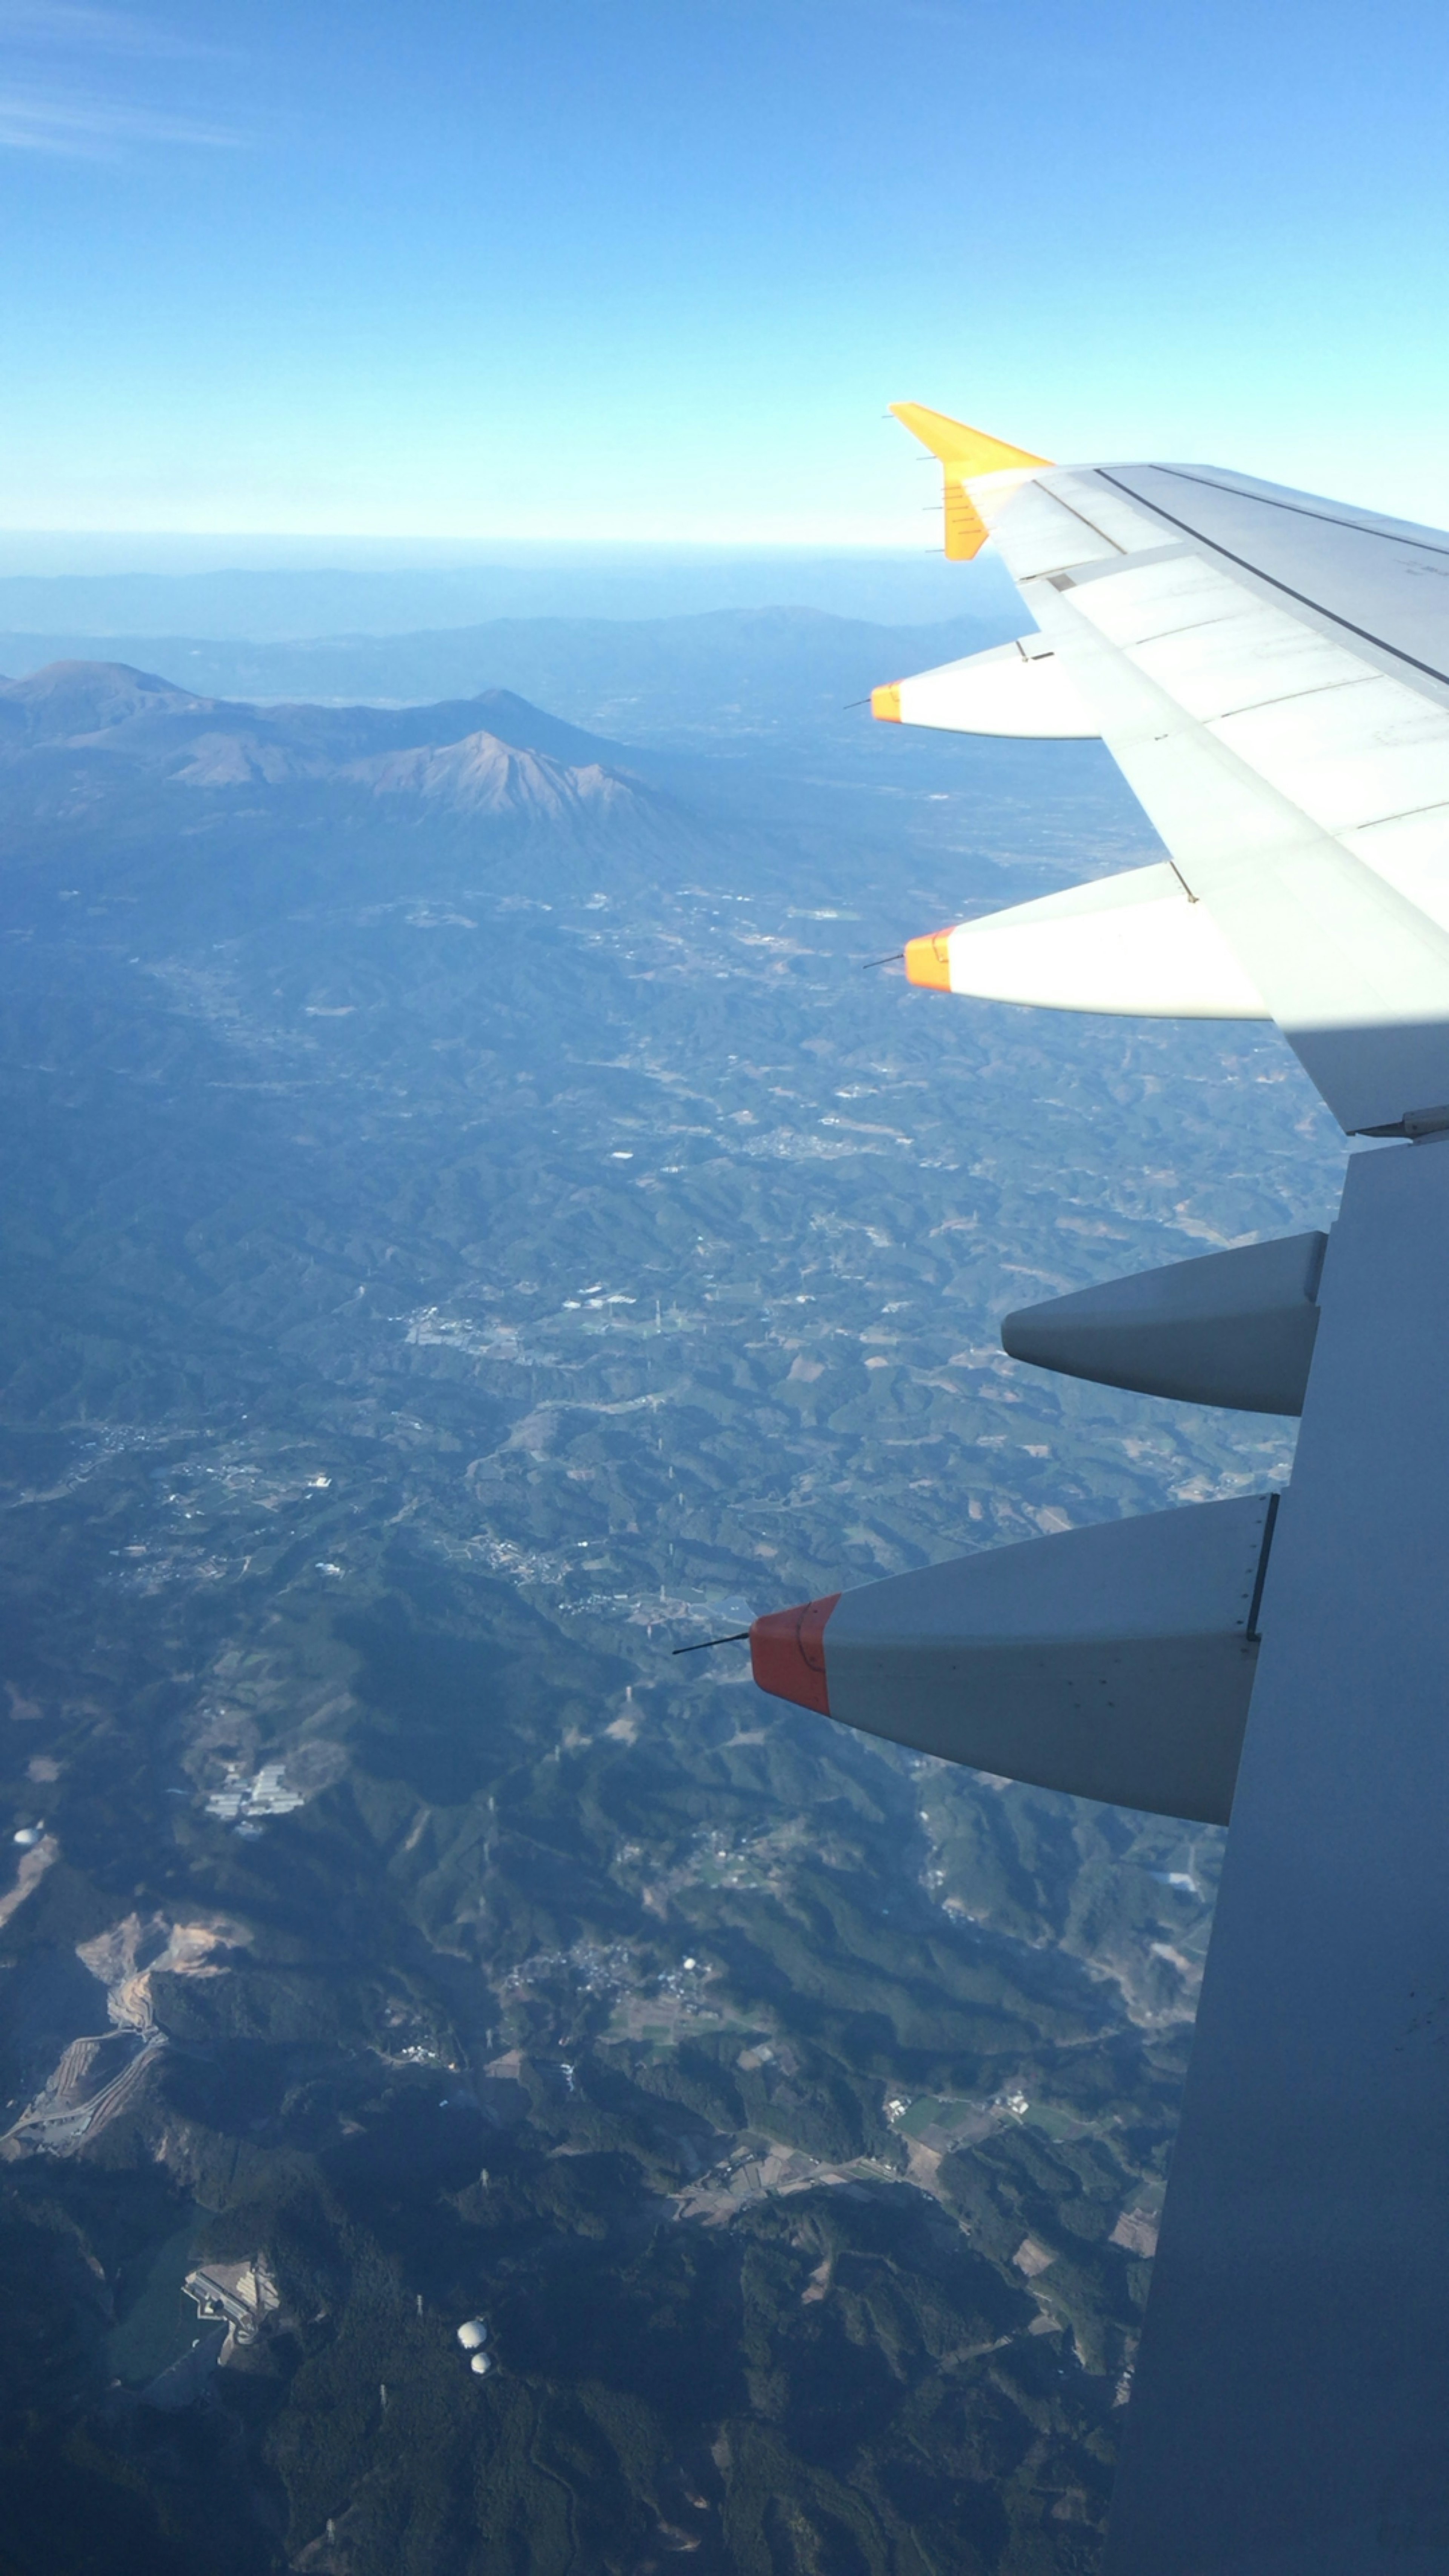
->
[1203,678,1381,721]
[1095,471,1449,692]
[1035,482,1131,554]
[1140,463,1449,565]
[1245,1491,1280,1643]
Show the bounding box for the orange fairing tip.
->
[871,683,901,723]
[904,930,954,992]
[750,1593,840,1716]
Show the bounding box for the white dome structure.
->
[455,2318,488,2351]
[12,1827,41,1849]
[469,2351,491,2376]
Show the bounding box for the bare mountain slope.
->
[355,730,646,826]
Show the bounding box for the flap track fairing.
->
[1002,1230,1327,1416]
[901,864,1272,1020]
[751,1495,1278,1825]
[871,635,1101,739]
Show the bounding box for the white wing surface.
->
[752,414,1449,2570]
[902,864,1270,1019]
[880,415,1449,1138]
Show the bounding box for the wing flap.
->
[1066,551,1367,709]
[1061,550,1449,840]
[1095,458,1449,680]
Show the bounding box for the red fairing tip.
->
[749,1594,840,1715]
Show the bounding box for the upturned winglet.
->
[891,402,1051,561]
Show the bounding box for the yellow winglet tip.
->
[890,401,1051,476]
[871,683,901,723]
[943,486,989,561]
[904,931,954,992]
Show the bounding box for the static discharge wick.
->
[672,1630,751,1656]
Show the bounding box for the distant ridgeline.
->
[0,603,1006,746]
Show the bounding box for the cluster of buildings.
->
[204,1762,305,1827]
[182,2255,281,2358]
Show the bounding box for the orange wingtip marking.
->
[749,1594,840,1716]
[904,931,954,992]
[871,682,901,722]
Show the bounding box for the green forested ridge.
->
[0,656,1344,2569]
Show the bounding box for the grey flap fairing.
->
[1001,1229,1327,1415]
[825,1493,1277,1824]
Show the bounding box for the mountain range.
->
[0,549,1020,638]
[0,663,683,844]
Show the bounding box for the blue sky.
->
[3,0,1448,541]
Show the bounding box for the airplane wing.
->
[879,408,1449,1138]
[753,415,1449,2569]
